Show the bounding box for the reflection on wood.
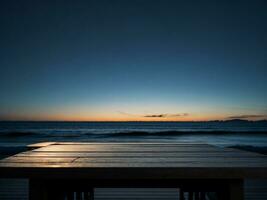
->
[0,142,267,200]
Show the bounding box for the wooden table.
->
[1,142,267,200]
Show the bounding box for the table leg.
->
[217,179,244,200]
[29,179,48,200]
[228,179,244,200]
[89,188,94,200]
[179,188,185,200]
[29,179,66,200]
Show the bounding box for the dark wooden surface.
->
[0,142,267,179]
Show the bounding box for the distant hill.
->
[209,119,267,124]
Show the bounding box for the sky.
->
[0,0,267,121]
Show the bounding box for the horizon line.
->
[0,119,266,123]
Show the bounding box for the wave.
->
[1,130,267,139]
[86,130,267,138]
[0,131,81,138]
[0,131,39,137]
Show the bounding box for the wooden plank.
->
[34,143,214,147]
[1,157,76,163]
[2,143,267,168]
[33,145,224,152]
[1,161,267,168]
[2,157,267,166]
[27,142,57,150]
[0,143,267,180]
[52,142,207,145]
[15,151,267,158]
[33,143,213,147]
[73,156,267,163]
[27,142,209,149]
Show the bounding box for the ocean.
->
[0,121,267,148]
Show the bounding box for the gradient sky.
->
[0,0,267,121]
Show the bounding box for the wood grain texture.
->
[1,142,267,179]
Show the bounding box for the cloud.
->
[117,111,137,117]
[144,114,166,118]
[118,111,189,118]
[143,113,189,118]
[169,113,189,117]
[227,115,266,119]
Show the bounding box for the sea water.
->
[0,121,267,148]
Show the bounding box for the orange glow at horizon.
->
[1,102,266,122]
[2,112,264,122]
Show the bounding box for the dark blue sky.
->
[0,0,267,121]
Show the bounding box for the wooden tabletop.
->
[1,142,267,179]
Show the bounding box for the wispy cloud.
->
[143,113,189,118]
[227,115,267,119]
[117,111,137,117]
[118,111,189,118]
[144,114,166,118]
